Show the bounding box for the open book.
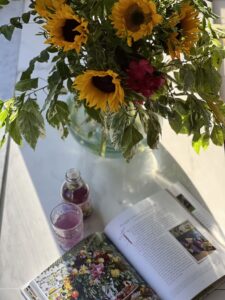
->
[22,189,225,300]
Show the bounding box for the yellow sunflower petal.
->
[111,0,162,46]
[167,3,200,59]
[73,70,125,112]
[43,4,89,53]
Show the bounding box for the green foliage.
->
[15,78,39,92]
[17,100,45,149]
[121,124,143,161]
[0,24,14,40]
[211,125,224,146]
[0,11,31,39]
[46,101,70,139]
[0,0,9,10]
[0,98,45,148]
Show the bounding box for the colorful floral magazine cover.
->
[23,233,160,300]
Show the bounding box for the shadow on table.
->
[18,134,225,246]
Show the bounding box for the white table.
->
[0,1,225,300]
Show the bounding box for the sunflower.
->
[73,70,125,112]
[35,0,65,18]
[111,0,162,46]
[167,3,200,59]
[44,5,89,53]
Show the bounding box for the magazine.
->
[22,190,225,300]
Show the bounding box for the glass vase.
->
[67,96,149,159]
[68,99,122,158]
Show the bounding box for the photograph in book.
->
[176,194,195,213]
[23,233,160,300]
[170,220,216,262]
[170,183,225,252]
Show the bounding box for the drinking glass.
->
[50,202,83,251]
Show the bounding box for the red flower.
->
[126,59,165,97]
[94,253,110,264]
[71,290,79,299]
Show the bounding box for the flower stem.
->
[99,128,107,157]
[206,100,225,126]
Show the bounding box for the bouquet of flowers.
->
[0,0,225,159]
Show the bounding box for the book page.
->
[168,182,225,245]
[21,281,47,300]
[22,232,160,300]
[104,190,225,300]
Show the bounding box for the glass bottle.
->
[61,169,92,218]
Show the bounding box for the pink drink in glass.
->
[50,203,83,251]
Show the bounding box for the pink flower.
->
[126,59,165,97]
[90,263,104,280]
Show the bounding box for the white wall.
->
[0,0,24,99]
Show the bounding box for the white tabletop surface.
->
[0,1,225,300]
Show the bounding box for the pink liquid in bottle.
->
[61,169,93,218]
[62,185,89,205]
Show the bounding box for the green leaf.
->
[20,48,51,81]
[192,132,202,154]
[67,78,73,92]
[180,64,195,91]
[121,124,143,158]
[0,100,3,110]
[9,119,22,145]
[192,133,210,154]
[146,114,161,149]
[0,0,9,4]
[20,59,36,80]
[0,0,9,9]
[42,69,65,111]
[10,17,22,29]
[0,135,6,147]
[17,100,45,149]
[47,47,58,53]
[37,49,50,63]
[84,105,101,123]
[168,112,183,134]
[46,101,70,138]
[211,125,224,146]
[174,100,188,116]
[195,64,221,95]
[212,50,223,69]
[179,117,192,135]
[110,110,130,150]
[0,109,8,127]
[56,61,71,80]
[0,24,14,41]
[202,133,210,149]
[15,78,38,92]
[22,12,31,24]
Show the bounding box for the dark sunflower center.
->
[62,19,80,42]
[92,75,115,93]
[131,10,145,26]
[176,22,184,40]
[125,4,145,32]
